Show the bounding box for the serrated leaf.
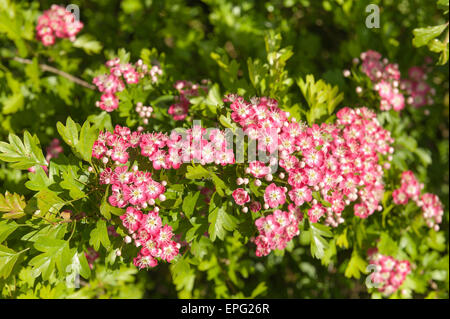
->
[36,189,66,218]
[89,219,111,250]
[182,191,200,218]
[309,222,333,259]
[57,117,79,148]
[0,245,24,279]
[76,121,98,163]
[0,132,47,169]
[0,191,26,219]
[30,237,73,281]
[344,250,367,279]
[208,193,238,241]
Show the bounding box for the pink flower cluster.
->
[392,171,423,204]
[367,248,411,296]
[92,125,180,269]
[393,171,444,230]
[93,124,235,169]
[36,5,83,46]
[168,80,209,121]
[400,66,435,108]
[93,58,162,112]
[226,95,393,221]
[357,51,435,111]
[224,95,394,256]
[253,207,302,257]
[360,51,405,111]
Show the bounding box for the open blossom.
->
[232,188,250,206]
[264,183,286,208]
[308,204,326,223]
[36,5,83,46]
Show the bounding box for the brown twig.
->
[12,56,96,90]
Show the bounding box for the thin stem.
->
[10,56,96,90]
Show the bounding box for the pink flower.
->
[232,188,250,206]
[250,201,262,213]
[307,204,325,223]
[120,207,143,233]
[264,183,286,208]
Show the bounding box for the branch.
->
[12,56,96,90]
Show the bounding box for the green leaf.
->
[0,220,18,243]
[170,257,195,294]
[412,24,448,47]
[377,232,399,256]
[57,117,79,148]
[0,191,26,219]
[36,189,66,218]
[72,34,103,54]
[2,93,24,114]
[185,165,210,179]
[29,237,73,281]
[344,250,368,279]
[208,193,238,241]
[250,282,267,298]
[309,222,333,259]
[205,84,223,108]
[89,219,111,250]
[25,165,53,191]
[182,191,200,218]
[76,121,98,163]
[0,132,47,169]
[336,229,349,249]
[0,245,24,279]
